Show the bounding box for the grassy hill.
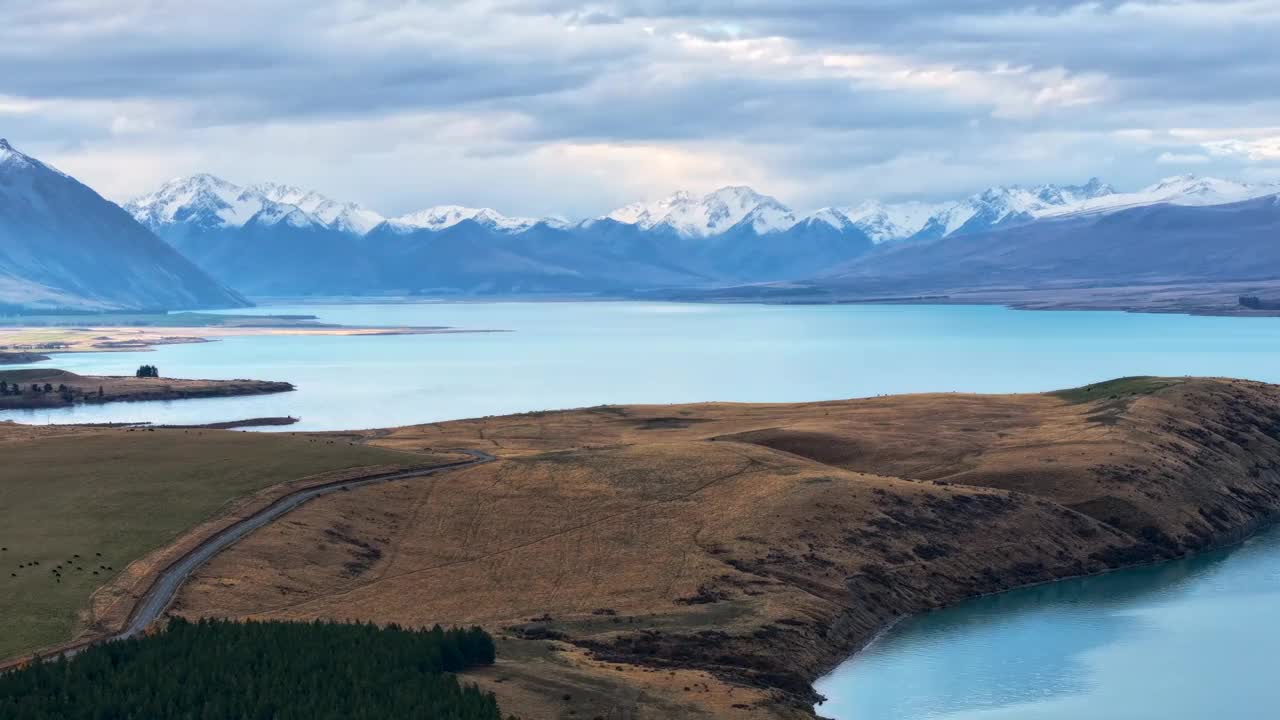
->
[163,378,1280,718]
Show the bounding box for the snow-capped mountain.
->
[387,205,545,234]
[606,186,797,237]
[0,140,247,311]
[125,175,381,235]
[127,176,560,237]
[905,179,1119,242]
[252,182,385,235]
[840,201,949,244]
[600,180,1120,244]
[1040,175,1280,219]
[113,169,1280,300]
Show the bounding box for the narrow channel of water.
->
[815,526,1280,720]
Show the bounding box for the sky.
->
[2,0,1279,218]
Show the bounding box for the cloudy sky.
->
[3,0,1279,217]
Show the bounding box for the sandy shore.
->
[0,325,501,355]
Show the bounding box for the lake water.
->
[5,301,1280,431]
[814,525,1280,720]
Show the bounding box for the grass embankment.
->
[0,425,418,659]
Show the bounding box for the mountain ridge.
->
[128,171,1279,247]
[0,140,249,311]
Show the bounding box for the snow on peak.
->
[1040,175,1280,219]
[805,207,855,231]
[251,182,385,235]
[606,186,797,237]
[0,138,69,179]
[388,205,542,234]
[252,203,319,229]
[126,176,386,235]
[125,174,265,229]
[0,138,31,171]
[0,138,18,163]
[840,200,950,243]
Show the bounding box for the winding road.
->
[116,449,495,641]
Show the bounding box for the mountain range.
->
[820,191,1280,293]
[121,171,1280,298]
[3,136,1279,311]
[0,140,246,312]
[128,171,1280,246]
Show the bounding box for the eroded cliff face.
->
[172,379,1280,718]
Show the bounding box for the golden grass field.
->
[162,377,1280,719]
[0,424,429,660]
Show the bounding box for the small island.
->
[0,351,50,365]
[0,368,294,410]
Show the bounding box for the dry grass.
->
[0,423,424,660]
[170,378,1280,718]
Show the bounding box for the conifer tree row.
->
[0,618,501,720]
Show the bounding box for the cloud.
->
[1156,152,1211,165]
[1204,137,1280,162]
[3,0,1278,215]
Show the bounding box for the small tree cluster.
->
[0,381,76,398]
[135,365,160,378]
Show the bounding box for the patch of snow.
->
[388,205,544,234]
[840,200,951,243]
[1041,175,1280,218]
[605,186,797,237]
[0,138,70,179]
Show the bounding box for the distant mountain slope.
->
[0,140,248,311]
[822,194,1280,291]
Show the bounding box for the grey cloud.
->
[2,0,1276,213]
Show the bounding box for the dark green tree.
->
[0,618,501,720]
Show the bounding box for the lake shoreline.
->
[632,279,1280,318]
[808,511,1280,717]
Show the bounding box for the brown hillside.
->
[173,378,1280,719]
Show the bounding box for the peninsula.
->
[5,377,1280,719]
[0,369,293,410]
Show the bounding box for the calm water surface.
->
[4,301,1280,430]
[815,526,1280,720]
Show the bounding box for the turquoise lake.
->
[5,301,1280,430]
[815,526,1280,720]
[6,300,1280,716]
